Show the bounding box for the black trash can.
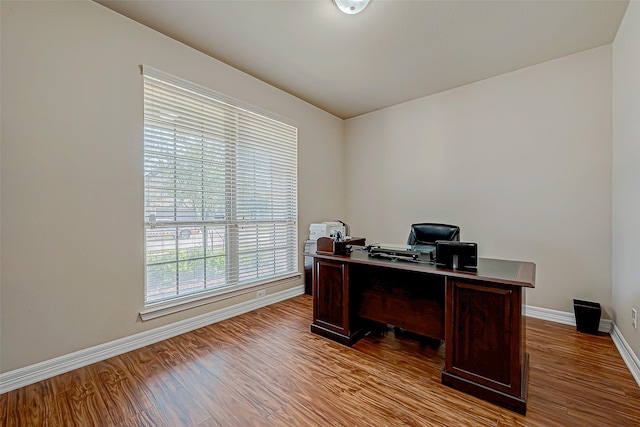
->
[573,299,601,335]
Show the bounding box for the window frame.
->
[140,65,300,319]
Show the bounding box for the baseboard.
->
[2,296,634,394]
[524,304,612,333]
[0,285,305,394]
[610,324,640,387]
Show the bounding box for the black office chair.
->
[407,223,460,246]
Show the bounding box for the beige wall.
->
[613,1,640,358]
[1,0,632,376]
[0,1,344,372]
[344,46,613,315]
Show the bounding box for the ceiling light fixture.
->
[333,0,370,15]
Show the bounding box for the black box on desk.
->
[435,241,478,270]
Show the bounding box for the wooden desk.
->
[304,248,536,414]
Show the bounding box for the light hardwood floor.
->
[1,295,639,426]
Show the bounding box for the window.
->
[142,66,298,308]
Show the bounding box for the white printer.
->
[309,221,347,241]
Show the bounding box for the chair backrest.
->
[407,223,460,245]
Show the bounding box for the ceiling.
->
[96,0,629,119]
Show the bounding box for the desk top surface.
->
[303,247,535,288]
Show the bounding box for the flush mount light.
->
[333,0,370,15]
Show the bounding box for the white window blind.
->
[142,65,298,306]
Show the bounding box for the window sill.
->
[139,272,302,321]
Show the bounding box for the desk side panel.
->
[313,259,347,333]
[444,279,524,397]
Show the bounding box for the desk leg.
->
[442,279,528,414]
